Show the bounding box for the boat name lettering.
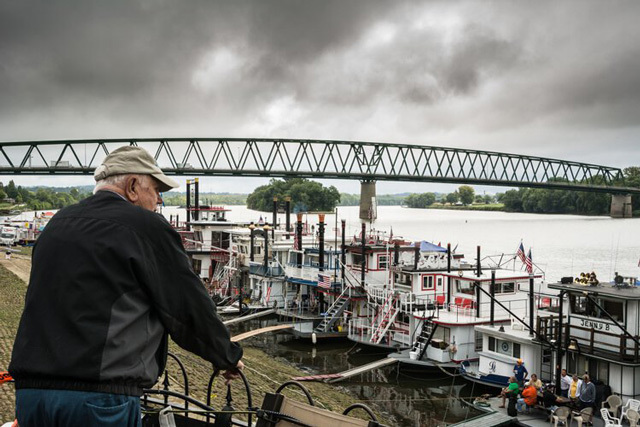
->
[578,318,611,331]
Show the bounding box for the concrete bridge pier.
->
[610,194,633,218]
[359,180,377,222]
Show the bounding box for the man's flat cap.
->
[94,146,179,192]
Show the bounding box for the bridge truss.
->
[0,138,636,193]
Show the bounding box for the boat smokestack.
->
[529,275,534,336]
[341,219,346,288]
[194,178,199,221]
[361,222,366,286]
[394,242,399,266]
[414,244,420,270]
[296,213,303,267]
[285,197,291,238]
[186,180,191,231]
[318,214,325,272]
[476,245,481,277]
[490,269,495,327]
[272,197,277,239]
[447,243,452,311]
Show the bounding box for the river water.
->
[158,205,640,425]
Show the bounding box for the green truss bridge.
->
[0,138,636,195]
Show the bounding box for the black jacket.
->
[9,191,242,396]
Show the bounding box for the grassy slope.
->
[0,263,388,424]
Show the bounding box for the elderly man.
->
[9,146,243,427]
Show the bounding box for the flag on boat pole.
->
[517,242,527,264]
[318,273,331,289]
[525,248,533,274]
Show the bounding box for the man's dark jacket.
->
[9,191,242,396]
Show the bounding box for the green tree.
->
[5,180,18,199]
[500,189,524,212]
[445,192,459,204]
[246,178,341,212]
[458,185,475,206]
[0,188,6,200]
[405,192,436,208]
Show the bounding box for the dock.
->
[291,358,398,383]
[231,324,293,342]
[223,308,276,326]
[451,396,605,427]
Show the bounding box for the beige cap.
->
[94,146,179,192]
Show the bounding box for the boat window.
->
[352,253,364,269]
[423,276,434,290]
[513,343,521,358]
[437,277,443,288]
[488,336,496,352]
[378,254,389,269]
[395,273,412,286]
[475,331,483,352]
[570,294,624,322]
[502,282,515,293]
[601,299,624,322]
[456,280,475,295]
[194,230,203,242]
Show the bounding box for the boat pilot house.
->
[549,277,640,400]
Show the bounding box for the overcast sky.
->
[1,0,639,194]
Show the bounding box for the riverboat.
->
[547,274,640,400]
[459,293,561,388]
[346,242,546,372]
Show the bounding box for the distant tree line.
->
[496,167,640,215]
[161,192,247,206]
[0,180,91,210]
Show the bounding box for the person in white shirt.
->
[560,369,572,398]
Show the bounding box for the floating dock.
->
[292,358,398,383]
[223,308,276,326]
[231,324,293,342]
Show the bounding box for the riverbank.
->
[0,258,390,425]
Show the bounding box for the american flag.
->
[293,231,300,250]
[318,273,331,289]
[517,242,527,264]
[525,249,533,274]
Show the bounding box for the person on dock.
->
[578,374,596,411]
[499,376,519,408]
[570,373,582,400]
[560,369,572,398]
[517,383,538,413]
[513,359,528,387]
[526,373,543,391]
[9,146,244,427]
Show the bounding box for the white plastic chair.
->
[550,406,570,427]
[570,407,593,427]
[621,398,640,422]
[602,395,623,418]
[600,407,622,427]
[627,409,640,427]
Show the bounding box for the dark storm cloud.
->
[0,0,639,171]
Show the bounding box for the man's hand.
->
[222,360,244,385]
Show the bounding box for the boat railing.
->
[348,317,408,347]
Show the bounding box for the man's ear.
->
[124,175,140,203]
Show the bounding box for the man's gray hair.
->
[93,174,131,194]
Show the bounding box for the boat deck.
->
[453,396,605,427]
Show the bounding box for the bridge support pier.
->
[610,194,633,218]
[359,180,377,222]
